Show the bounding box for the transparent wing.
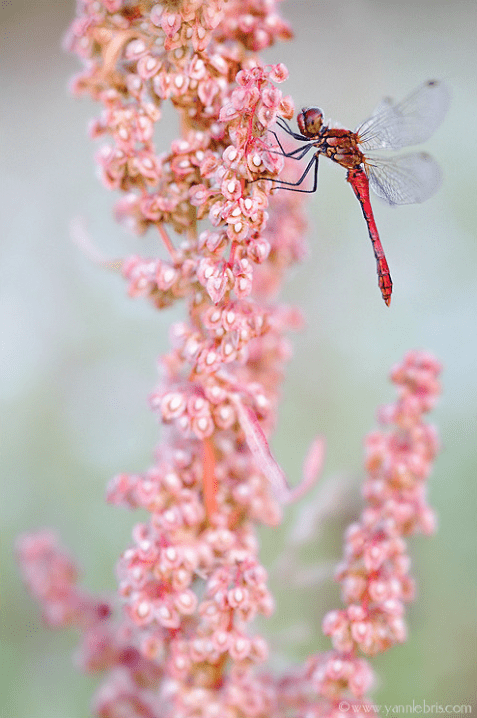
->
[366,152,442,205]
[368,96,394,118]
[357,80,450,151]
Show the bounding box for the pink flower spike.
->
[230,393,290,503]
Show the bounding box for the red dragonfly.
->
[267,80,450,305]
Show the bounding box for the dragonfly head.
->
[297,107,323,137]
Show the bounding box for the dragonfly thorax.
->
[297,107,323,137]
[322,129,364,169]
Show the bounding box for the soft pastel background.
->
[2,0,476,715]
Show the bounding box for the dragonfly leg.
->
[257,154,319,193]
[267,129,314,160]
[276,117,309,141]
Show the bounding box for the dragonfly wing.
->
[357,80,450,151]
[368,95,394,119]
[366,152,442,205]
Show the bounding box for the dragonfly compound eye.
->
[297,107,323,137]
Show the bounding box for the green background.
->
[2,0,476,715]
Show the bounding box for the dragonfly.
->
[264,80,450,305]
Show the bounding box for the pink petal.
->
[231,395,290,503]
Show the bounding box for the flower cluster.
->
[269,351,442,718]
[16,530,112,629]
[322,351,441,657]
[65,0,293,243]
[17,2,443,717]
[17,346,441,717]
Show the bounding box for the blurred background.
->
[2,0,476,715]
